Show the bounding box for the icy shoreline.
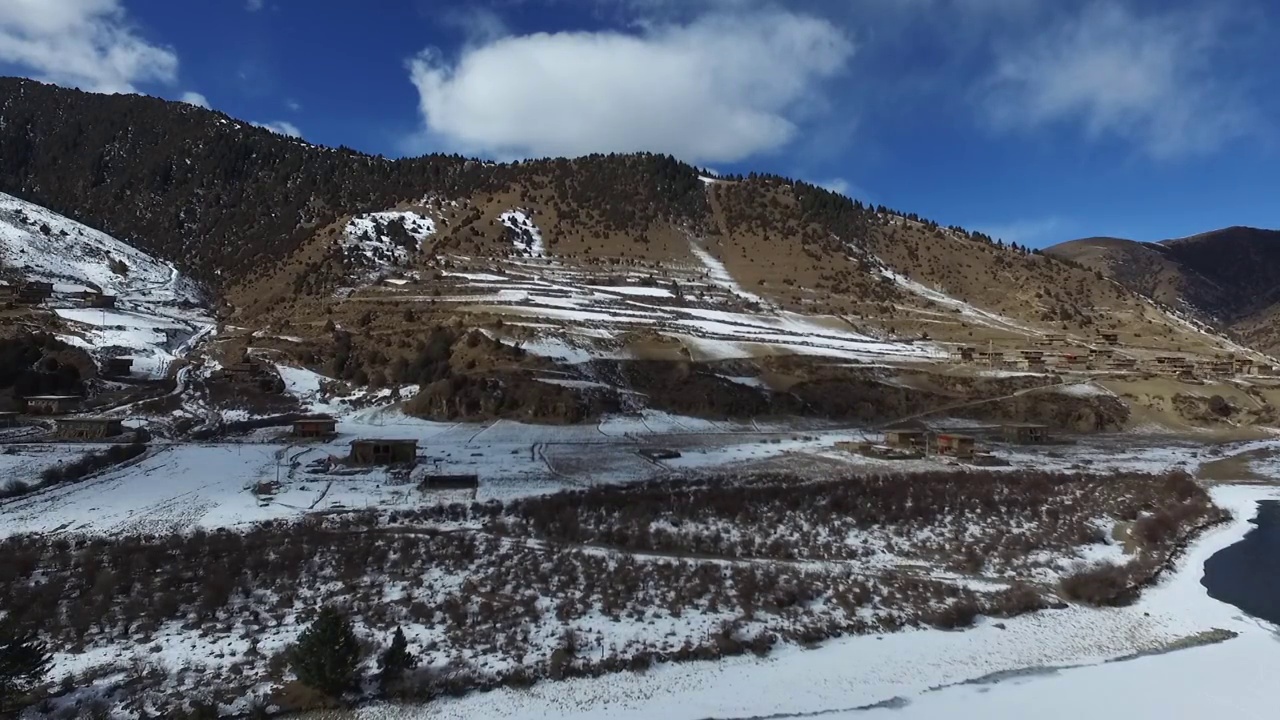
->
[329,485,1280,720]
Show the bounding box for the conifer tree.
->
[377,627,419,694]
[0,622,51,714]
[289,606,362,698]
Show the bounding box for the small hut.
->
[935,433,976,459]
[56,417,125,440]
[292,416,337,439]
[1002,423,1049,444]
[22,395,82,415]
[349,439,418,466]
[1098,331,1120,346]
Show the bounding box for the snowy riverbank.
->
[327,485,1280,720]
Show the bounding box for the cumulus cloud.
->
[983,3,1249,158]
[0,0,178,94]
[252,120,302,138]
[405,10,854,162]
[180,91,209,108]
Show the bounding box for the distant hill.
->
[1047,227,1280,353]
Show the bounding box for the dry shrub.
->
[1059,562,1135,606]
[926,599,980,629]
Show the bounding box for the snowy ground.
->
[316,485,1280,720]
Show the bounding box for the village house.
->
[12,281,54,304]
[56,417,125,440]
[348,439,418,466]
[884,428,927,450]
[976,350,1005,367]
[1034,333,1067,347]
[1197,359,1234,377]
[1097,331,1121,346]
[22,395,82,415]
[84,293,117,309]
[292,416,337,439]
[1107,358,1139,371]
[948,347,976,363]
[101,357,134,378]
[1016,350,1047,371]
[935,433,976,459]
[1003,423,1049,444]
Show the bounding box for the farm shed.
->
[638,448,682,461]
[22,395,82,415]
[56,417,125,440]
[292,416,337,439]
[349,439,418,466]
[1002,424,1049,444]
[419,474,480,491]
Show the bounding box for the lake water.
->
[1201,499,1280,625]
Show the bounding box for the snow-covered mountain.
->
[1,192,213,378]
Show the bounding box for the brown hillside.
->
[1047,227,1280,354]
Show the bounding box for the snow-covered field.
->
[369,263,941,364]
[315,485,1280,720]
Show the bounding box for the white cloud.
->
[285,98,301,112]
[251,120,302,138]
[180,91,209,108]
[0,0,178,94]
[246,0,264,11]
[405,10,853,163]
[982,3,1249,158]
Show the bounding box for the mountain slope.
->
[0,191,212,378]
[1047,227,1280,353]
[0,76,1265,380]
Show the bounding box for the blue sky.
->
[1,0,1277,247]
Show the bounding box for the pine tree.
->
[377,627,419,694]
[289,606,362,698]
[0,622,51,714]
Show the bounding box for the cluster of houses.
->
[950,331,1276,378]
[2,398,126,440]
[0,280,117,308]
[839,423,1051,463]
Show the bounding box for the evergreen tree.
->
[377,627,419,694]
[0,622,51,713]
[289,606,362,698]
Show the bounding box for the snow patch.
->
[500,210,545,257]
